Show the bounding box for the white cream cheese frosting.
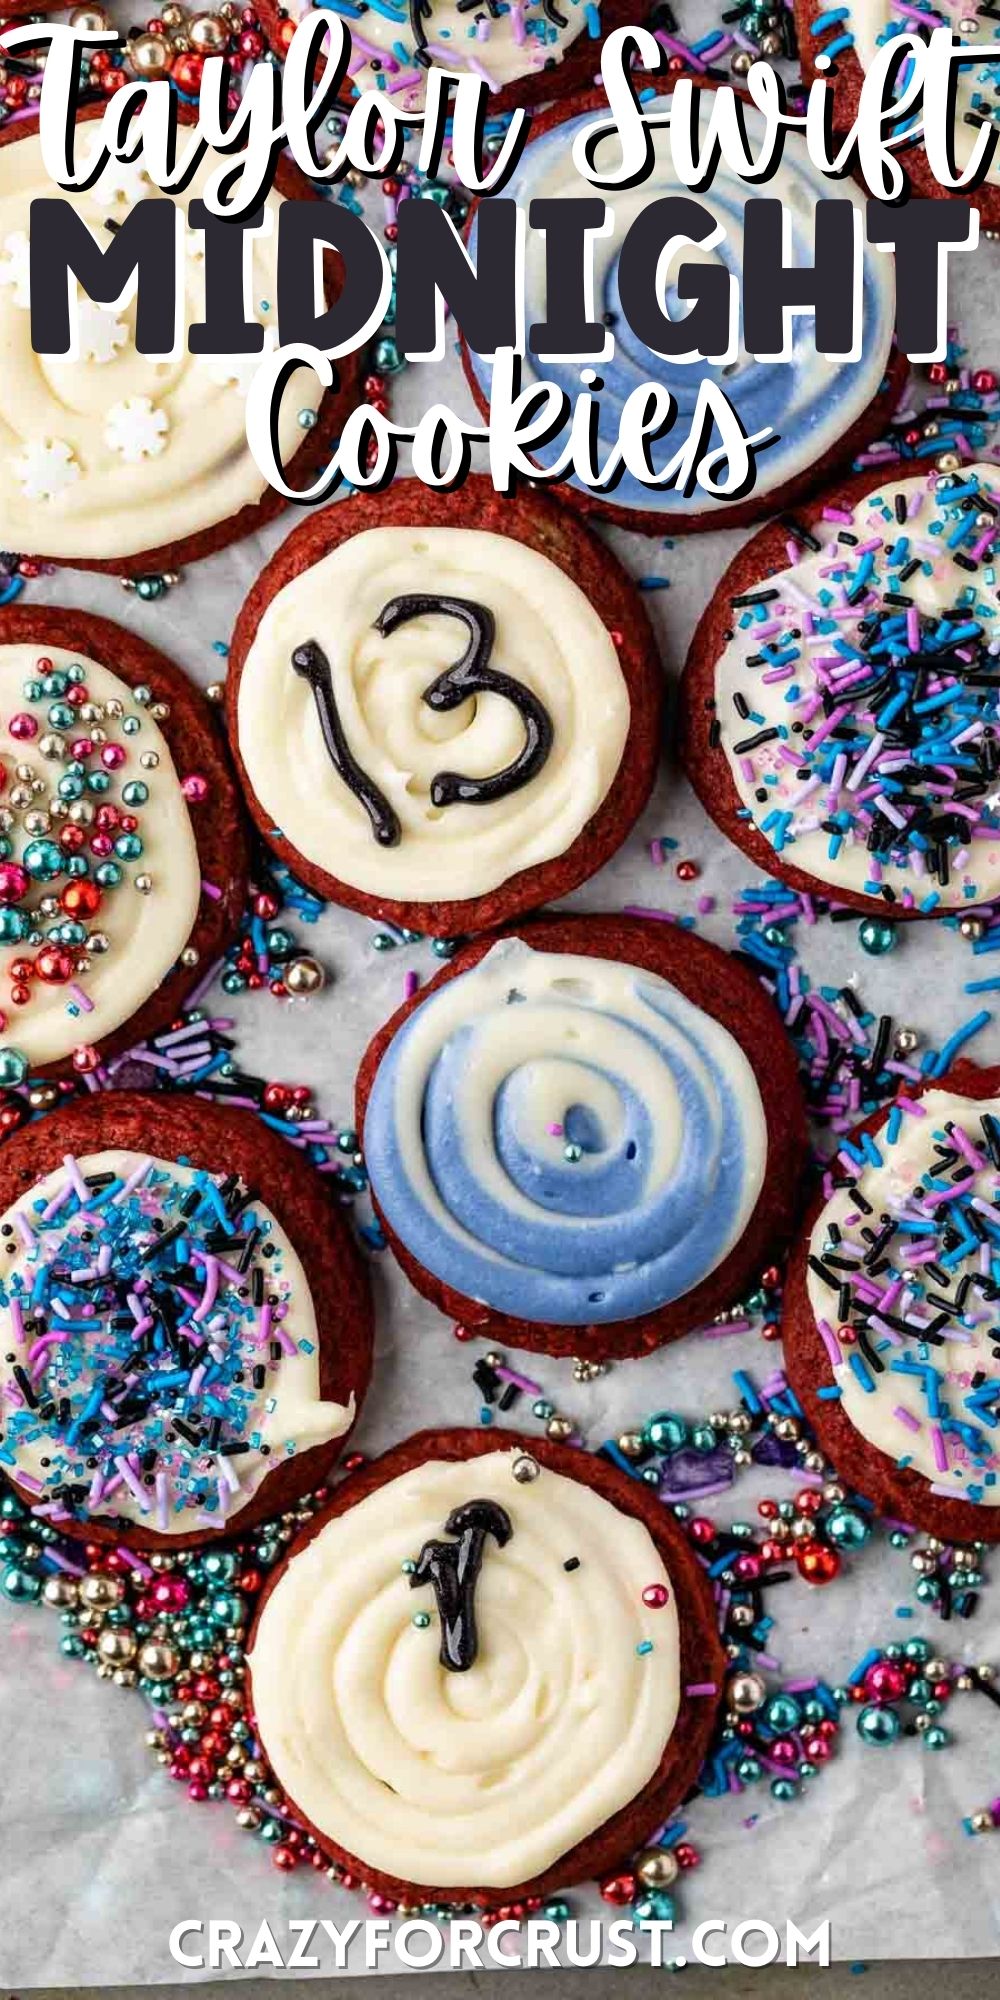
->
[0,641,202,1072]
[248,1449,681,1886]
[236,525,630,902]
[0,1148,354,1531]
[712,464,1000,908]
[806,1088,1000,1508]
[0,132,323,560]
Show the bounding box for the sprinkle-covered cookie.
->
[461,81,905,534]
[682,462,1000,916]
[0,107,359,573]
[226,481,663,936]
[247,1426,724,1903]
[0,606,247,1081]
[784,1060,1000,1543]
[357,915,807,1359]
[258,0,647,113]
[796,0,1000,232]
[0,1094,373,1547]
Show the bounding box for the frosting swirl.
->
[465,103,896,518]
[363,938,767,1324]
[0,132,323,562]
[247,1449,681,1887]
[0,1147,353,1531]
[235,525,629,903]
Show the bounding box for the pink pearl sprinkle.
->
[0,861,29,902]
[182,773,209,802]
[8,712,37,740]
[101,743,126,770]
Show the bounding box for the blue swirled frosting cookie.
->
[462,84,902,533]
[357,917,807,1358]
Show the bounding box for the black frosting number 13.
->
[291,594,553,849]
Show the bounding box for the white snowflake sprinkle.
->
[104,396,169,462]
[0,231,31,309]
[82,146,152,208]
[10,438,81,503]
[69,298,128,366]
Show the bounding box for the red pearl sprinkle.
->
[599,1873,636,1905]
[61,879,102,917]
[35,944,76,984]
[675,859,699,881]
[803,1733,833,1761]
[641,1582,670,1607]
[794,1541,841,1585]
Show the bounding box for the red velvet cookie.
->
[680,459,1000,919]
[0,1093,374,1550]
[0,605,248,1080]
[0,104,359,575]
[225,478,663,937]
[460,79,907,536]
[356,913,808,1361]
[247,1425,725,1905]
[784,1058,1000,1544]
[259,0,648,114]
[795,0,1000,234]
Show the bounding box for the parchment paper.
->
[1,9,999,1979]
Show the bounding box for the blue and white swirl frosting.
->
[465,105,896,518]
[363,939,768,1324]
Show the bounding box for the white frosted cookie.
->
[248,1433,722,1893]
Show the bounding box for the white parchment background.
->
[1,10,1000,1979]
